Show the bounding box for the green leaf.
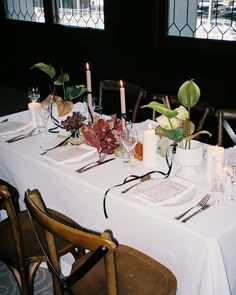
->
[30,63,56,79]
[164,127,186,142]
[178,79,201,108]
[65,85,87,101]
[155,126,185,142]
[54,73,70,85]
[141,102,178,119]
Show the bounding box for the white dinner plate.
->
[0,121,32,136]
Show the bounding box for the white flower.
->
[156,115,181,130]
[175,106,189,120]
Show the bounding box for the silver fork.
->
[174,193,211,220]
[75,154,106,173]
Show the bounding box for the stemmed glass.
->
[120,128,138,169]
[225,152,236,203]
[28,86,40,102]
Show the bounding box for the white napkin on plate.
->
[0,121,32,136]
[43,144,97,165]
[133,176,195,206]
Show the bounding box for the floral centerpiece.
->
[30,62,87,117]
[141,79,211,156]
[61,112,123,155]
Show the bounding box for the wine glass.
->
[28,86,40,102]
[225,152,236,204]
[120,128,138,169]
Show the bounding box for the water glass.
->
[211,155,227,194]
[120,128,138,169]
[40,104,51,135]
[225,152,236,203]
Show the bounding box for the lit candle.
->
[206,145,224,180]
[85,62,93,121]
[28,101,41,128]
[120,80,126,130]
[143,122,158,166]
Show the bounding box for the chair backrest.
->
[25,189,118,295]
[151,94,214,138]
[99,80,147,123]
[0,179,20,213]
[215,109,236,146]
[0,185,27,272]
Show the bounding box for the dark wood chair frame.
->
[0,185,82,295]
[25,188,177,295]
[99,80,147,123]
[215,109,236,146]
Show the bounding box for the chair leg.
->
[9,265,31,295]
[28,262,43,294]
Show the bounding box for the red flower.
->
[81,114,123,154]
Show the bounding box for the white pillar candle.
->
[120,80,126,130]
[143,122,158,167]
[85,62,93,121]
[206,145,224,180]
[28,102,41,128]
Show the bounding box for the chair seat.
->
[0,209,80,266]
[68,245,176,295]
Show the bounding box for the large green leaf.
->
[31,63,56,79]
[155,126,185,142]
[65,85,87,101]
[178,79,201,108]
[54,73,70,86]
[141,101,178,119]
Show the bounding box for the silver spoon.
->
[121,174,151,193]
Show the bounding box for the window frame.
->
[156,0,236,54]
[0,0,106,30]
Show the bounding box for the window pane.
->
[54,0,104,29]
[4,0,45,23]
[168,0,236,41]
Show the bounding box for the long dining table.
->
[0,103,236,295]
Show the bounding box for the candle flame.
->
[120,80,123,87]
[86,62,90,70]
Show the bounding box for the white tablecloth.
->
[1,104,236,295]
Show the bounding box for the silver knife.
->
[77,158,115,173]
[181,200,219,223]
[6,129,41,143]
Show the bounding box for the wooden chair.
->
[0,179,20,213]
[0,185,83,295]
[215,109,236,146]
[151,94,214,139]
[25,189,177,295]
[98,80,147,123]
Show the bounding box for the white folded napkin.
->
[0,121,32,136]
[43,143,97,165]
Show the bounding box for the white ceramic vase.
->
[174,140,203,181]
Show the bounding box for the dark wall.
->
[0,0,235,143]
